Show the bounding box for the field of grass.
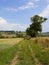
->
[0,37,49,65]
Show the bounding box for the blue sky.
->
[0,0,49,32]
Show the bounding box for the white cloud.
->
[18,2,34,10]
[39,5,49,17]
[0,17,7,24]
[0,17,28,31]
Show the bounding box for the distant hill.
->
[0,31,16,38]
[0,31,49,38]
[39,32,49,37]
[0,31,25,38]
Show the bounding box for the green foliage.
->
[16,32,23,38]
[26,15,47,37]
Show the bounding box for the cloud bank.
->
[0,17,28,31]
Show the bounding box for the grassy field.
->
[0,37,49,65]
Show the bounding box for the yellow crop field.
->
[0,38,23,49]
[0,38,23,44]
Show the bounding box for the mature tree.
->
[26,15,47,37]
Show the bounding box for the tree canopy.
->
[26,15,47,37]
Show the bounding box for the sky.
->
[0,0,49,32]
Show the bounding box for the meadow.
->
[0,37,49,65]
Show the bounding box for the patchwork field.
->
[0,37,49,65]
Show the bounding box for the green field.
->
[0,37,49,65]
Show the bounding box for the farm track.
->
[10,39,23,65]
[10,51,20,65]
[10,54,18,65]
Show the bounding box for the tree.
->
[26,15,47,37]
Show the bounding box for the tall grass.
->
[16,38,49,65]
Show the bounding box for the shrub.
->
[24,35,31,40]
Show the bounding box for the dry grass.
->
[31,37,49,48]
[31,37,49,43]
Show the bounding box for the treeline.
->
[0,31,26,38]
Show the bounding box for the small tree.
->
[26,15,47,37]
